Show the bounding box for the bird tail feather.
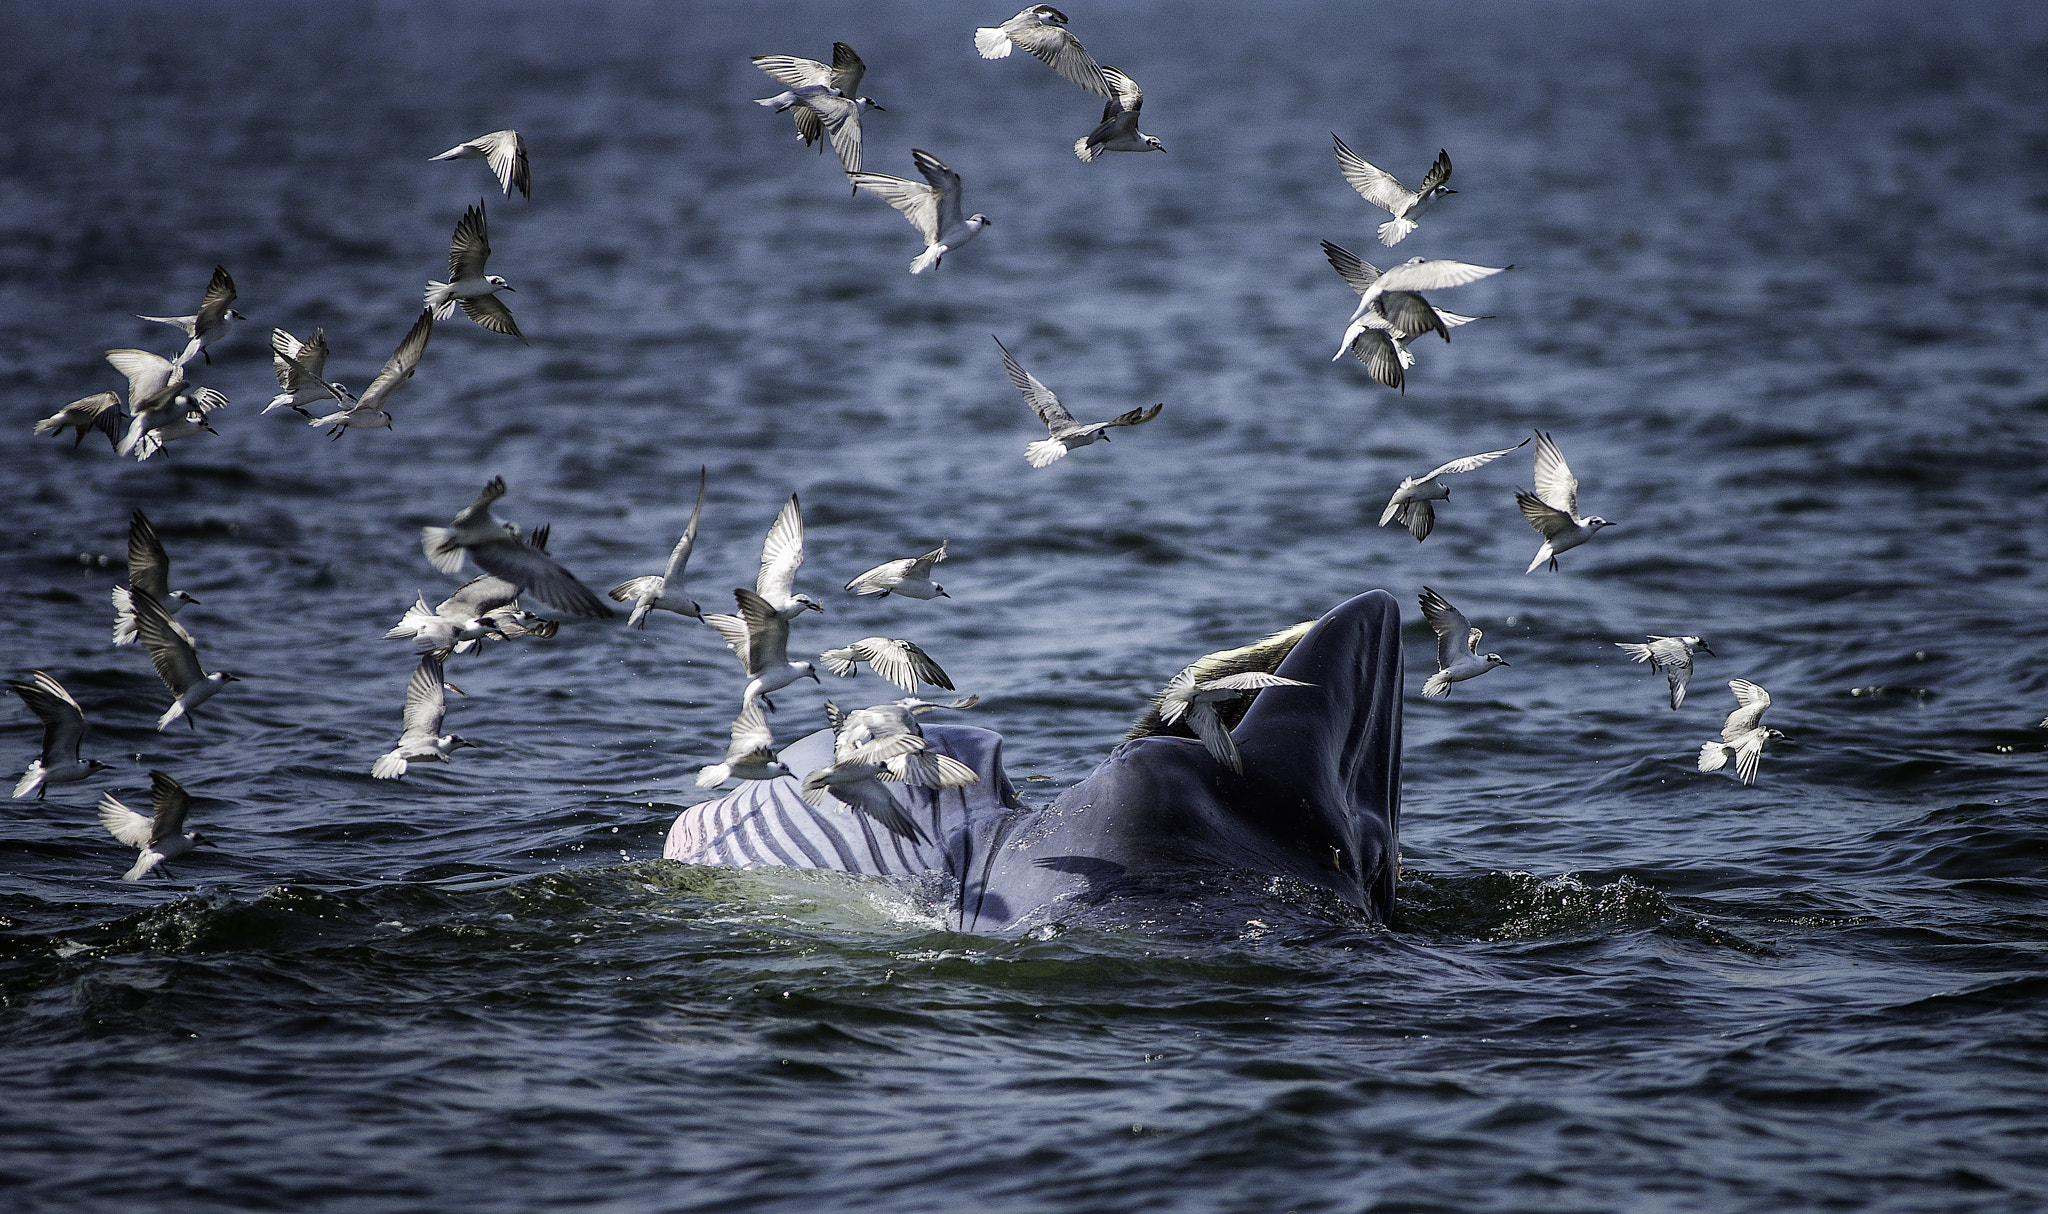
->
[975,26,1012,58]
[909,245,944,274]
[13,764,46,799]
[1378,216,1417,246]
[1421,672,1454,698]
[372,753,408,779]
[695,764,730,789]
[423,283,458,317]
[1024,438,1068,468]
[1073,136,1099,163]
[1697,742,1729,773]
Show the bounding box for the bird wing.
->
[908,542,948,576]
[1531,430,1579,515]
[459,294,524,342]
[845,557,912,595]
[756,494,805,606]
[1417,149,1454,194]
[105,349,180,410]
[791,102,824,148]
[10,671,86,761]
[358,310,433,410]
[194,265,237,332]
[853,638,950,694]
[806,92,866,175]
[483,130,529,198]
[912,149,966,236]
[702,611,751,658]
[448,202,492,281]
[1321,240,1381,296]
[97,793,156,849]
[1104,403,1163,429]
[1347,329,1406,392]
[661,467,708,585]
[725,702,777,764]
[1332,134,1412,214]
[826,774,926,841]
[1376,291,1446,341]
[1105,66,1143,114]
[1723,680,1772,741]
[127,509,173,601]
[439,573,519,618]
[133,590,204,693]
[1424,437,1530,481]
[1516,490,1577,541]
[847,169,939,244]
[736,587,790,672]
[1728,731,1767,785]
[993,336,1075,430]
[400,655,449,743]
[1666,662,1693,710]
[1010,20,1112,95]
[273,327,326,385]
[466,536,612,618]
[751,53,833,89]
[1200,672,1314,693]
[450,477,508,531]
[829,42,866,96]
[1417,587,1470,670]
[146,770,192,842]
[1185,703,1243,773]
[1375,259,1509,294]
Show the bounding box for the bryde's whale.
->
[665,589,1403,931]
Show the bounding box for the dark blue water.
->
[4,1,2047,1210]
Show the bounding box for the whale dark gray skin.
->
[664,590,1403,932]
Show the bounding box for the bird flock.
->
[18,5,1806,882]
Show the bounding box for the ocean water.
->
[4,1,2048,1210]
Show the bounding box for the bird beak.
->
[1698,644,1716,657]
[937,589,950,599]
[1444,189,1458,194]
[184,595,202,605]
[223,673,242,682]
[808,669,822,683]
[870,102,886,112]
[1498,659,1511,667]
[807,601,824,613]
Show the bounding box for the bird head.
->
[220,672,242,682]
[934,585,950,599]
[1587,517,1616,530]
[328,381,356,403]
[229,309,247,321]
[449,736,478,752]
[1143,136,1165,153]
[764,759,793,780]
[858,97,885,112]
[1765,728,1787,741]
[968,214,991,228]
[1436,187,1458,198]
[170,590,201,606]
[486,275,515,291]
[198,418,219,436]
[1485,654,1510,668]
[190,831,212,846]
[803,663,822,684]
[1032,6,1068,25]
[1692,638,1715,656]
[88,759,115,774]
